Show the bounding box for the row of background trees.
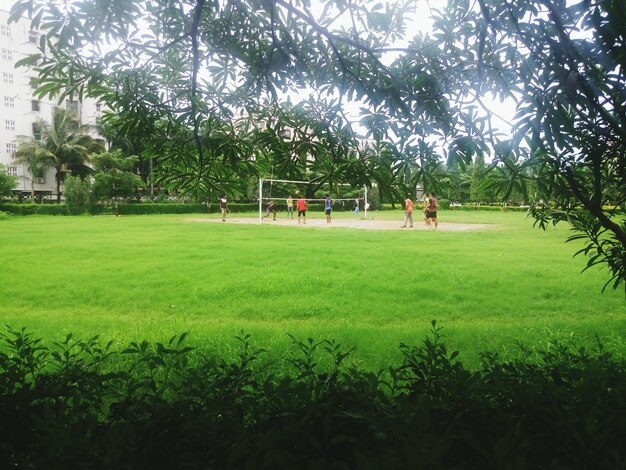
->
[3,105,533,207]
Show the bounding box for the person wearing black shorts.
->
[427,192,438,230]
[297,196,307,224]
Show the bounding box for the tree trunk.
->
[56,166,62,203]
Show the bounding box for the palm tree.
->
[12,136,55,201]
[26,107,104,202]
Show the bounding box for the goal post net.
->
[258,178,369,222]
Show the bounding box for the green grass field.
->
[1,210,624,368]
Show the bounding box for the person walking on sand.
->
[426,192,438,229]
[219,195,228,222]
[262,200,277,220]
[324,194,333,223]
[286,195,294,219]
[402,193,414,228]
[297,195,308,224]
[352,198,360,215]
[422,192,431,227]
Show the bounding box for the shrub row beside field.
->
[0,203,207,215]
[1,322,625,469]
[1,202,617,216]
[0,202,363,216]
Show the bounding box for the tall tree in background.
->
[0,165,17,197]
[469,154,487,204]
[12,137,55,201]
[91,150,145,203]
[15,108,104,202]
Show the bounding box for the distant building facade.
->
[0,0,102,198]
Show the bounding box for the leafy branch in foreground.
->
[428,0,626,291]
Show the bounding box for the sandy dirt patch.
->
[186,216,494,231]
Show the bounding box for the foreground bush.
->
[1,322,625,469]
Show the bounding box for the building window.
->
[0,25,10,37]
[31,100,40,111]
[96,103,102,112]
[1,49,12,60]
[6,143,16,154]
[34,176,45,184]
[280,129,292,139]
[30,78,38,90]
[5,120,15,131]
[32,122,41,139]
[4,96,14,107]
[3,73,13,84]
[29,31,37,43]
[6,166,18,177]
[66,99,79,115]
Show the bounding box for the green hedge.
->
[211,202,258,213]
[377,203,402,211]
[0,204,68,215]
[0,203,208,216]
[0,202,534,216]
[2,202,316,216]
[450,204,530,212]
[225,202,360,213]
[108,203,207,215]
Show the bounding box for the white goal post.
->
[258,178,369,222]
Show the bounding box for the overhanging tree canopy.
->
[419,0,626,291]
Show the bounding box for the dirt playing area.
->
[187,216,494,231]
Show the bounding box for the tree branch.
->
[189,0,206,193]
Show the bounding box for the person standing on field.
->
[422,192,431,227]
[286,195,294,219]
[427,192,438,229]
[402,194,414,228]
[219,195,227,222]
[324,194,333,223]
[297,195,308,224]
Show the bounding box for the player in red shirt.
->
[297,196,308,224]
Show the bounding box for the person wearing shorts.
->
[324,194,332,223]
[402,194,414,228]
[297,196,307,224]
[219,195,227,222]
[427,192,438,229]
[286,195,294,219]
[422,192,431,227]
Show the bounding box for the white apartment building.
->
[0,0,102,198]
